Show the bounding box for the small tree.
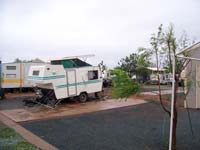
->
[150,24,171,116]
[151,24,192,150]
[111,69,140,99]
[163,25,191,150]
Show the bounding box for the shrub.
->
[111,69,140,99]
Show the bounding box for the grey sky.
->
[0,0,199,68]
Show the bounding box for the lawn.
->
[0,124,36,150]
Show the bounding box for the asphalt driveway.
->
[20,103,200,150]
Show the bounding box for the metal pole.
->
[177,55,200,61]
[169,54,176,150]
[0,59,1,89]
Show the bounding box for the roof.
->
[2,62,46,65]
[51,58,92,68]
[51,54,95,61]
[176,42,200,55]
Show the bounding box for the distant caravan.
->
[0,62,46,96]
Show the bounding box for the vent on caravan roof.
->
[51,58,92,68]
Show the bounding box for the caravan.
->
[1,62,46,89]
[27,56,103,104]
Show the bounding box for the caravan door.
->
[67,70,77,96]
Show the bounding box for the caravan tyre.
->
[79,93,88,103]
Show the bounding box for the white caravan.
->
[1,62,46,89]
[27,56,103,103]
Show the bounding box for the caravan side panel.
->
[75,67,102,95]
[2,63,21,88]
[22,63,45,88]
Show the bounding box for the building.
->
[147,67,172,84]
[180,42,200,108]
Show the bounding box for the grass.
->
[0,124,36,150]
[0,126,18,138]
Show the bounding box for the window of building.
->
[6,66,16,70]
[88,70,98,80]
[32,70,40,76]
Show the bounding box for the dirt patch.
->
[0,98,147,122]
[130,93,185,107]
[3,92,35,100]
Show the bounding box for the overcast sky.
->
[0,0,199,68]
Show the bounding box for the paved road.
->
[20,103,200,150]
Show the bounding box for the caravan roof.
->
[50,54,94,68]
[50,54,95,61]
[51,58,92,68]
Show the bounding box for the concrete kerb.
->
[0,112,58,150]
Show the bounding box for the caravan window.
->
[6,74,16,78]
[6,66,16,70]
[32,70,40,76]
[88,70,98,80]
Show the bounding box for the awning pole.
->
[0,59,1,89]
[169,54,176,150]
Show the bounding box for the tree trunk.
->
[156,51,171,116]
[172,76,179,150]
[167,41,172,72]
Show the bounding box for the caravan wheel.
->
[79,93,88,103]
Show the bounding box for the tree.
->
[14,58,22,63]
[163,25,191,150]
[114,24,192,150]
[136,48,152,82]
[152,24,192,150]
[117,53,138,78]
[117,49,151,81]
[111,69,140,99]
[150,24,171,116]
[13,58,44,63]
[98,60,107,72]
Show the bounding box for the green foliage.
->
[2,141,36,150]
[0,127,17,138]
[14,58,44,63]
[151,24,193,75]
[136,66,150,80]
[117,53,138,77]
[111,69,140,98]
[14,141,36,150]
[117,48,151,81]
[136,48,152,80]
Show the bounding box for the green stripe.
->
[56,79,102,88]
[27,75,65,80]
